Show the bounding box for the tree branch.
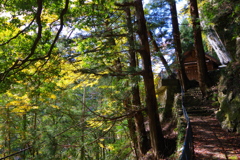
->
[0,0,69,81]
[74,68,143,77]
[25,0,43,61]
[0,0,43,81]
[76,95,146,121]
[0,16,36,46]
[115,2,135,7]
[45,0,69,58]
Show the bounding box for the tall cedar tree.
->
[168,0,189,91]
[125,7,150,155]
[190,0,208,96]
[134,0,165,158]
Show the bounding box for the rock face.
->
[217,64,240,133]
[156,78,180,121]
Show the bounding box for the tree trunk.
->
[134,0,165,158]
[148,30,173,78]
[189,0,208,97]
[236,37,240,61]
[206,27,232,64]
[168,0,189,91]
[132,85,150,155]
[125,7,150,156]
[124,99,140,160]
[81,87,86,160]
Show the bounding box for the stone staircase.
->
[183,87,202,107]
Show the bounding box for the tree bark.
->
[125,7,150,156]
[81,87,86,160]
[206,27,232,64]
[168,0,189,91]
[236,37,240,61]
[124,99,140,159]
[134,0,165,158]
[189,0,208,97]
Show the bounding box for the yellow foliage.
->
[87,120,103,128]
[6,90,17,98]
[51,105,60,109]
[0,28,20,41]
[32,106,39,109]
[56,61,100,89]
[6,94,30,106]
[82,27,91,32]
[5,92,39,113]
[106,144,115,151]
[6,100,20,106]
[98,143,115,150]
[12,106,28,113]
[198,0,208,8]
[103,126,112,132]
[49,94,57,99]
[98,85,111,89]
[42,10,58,24]
[11,105,36,114]
[98,143,104,148]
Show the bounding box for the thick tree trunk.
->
[168,0,189,91]
[125,7,150,156]
[132,84,150,155]
[190,0,208,97]
[206,27,232,64]
[135,0,165,158]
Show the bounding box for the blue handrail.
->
[179,90,194,160]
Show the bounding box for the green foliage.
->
[200,0,240,55]
[0,0,141,159]
[1,0,239,159]
[217,63,240,133]
[179,18,194,53]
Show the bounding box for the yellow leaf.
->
[6,101,20,106]
[103,126,111,132]
[98,143,105,148]
[107,144,115,151]
[51,105,60,109]
[32,106,39,109]
[49,94,57,99]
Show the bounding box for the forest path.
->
[184,88,240,159]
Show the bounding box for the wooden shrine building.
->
[183,49,220,81]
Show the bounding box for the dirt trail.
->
[186,103,240,159]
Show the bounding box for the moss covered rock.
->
[217,63,240,133]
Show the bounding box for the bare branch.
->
[25,0,43,61]
[74,68,143,77]
[0,146,33,159]
[45,0,69,58]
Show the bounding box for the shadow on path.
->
[187,105,240,159]
[183,87,240,159]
